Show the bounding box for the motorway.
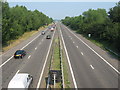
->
[1,22,120,89]
[58,22,119,88]
[1,26,55,88]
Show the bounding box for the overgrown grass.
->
[2,30,38,52]
[52,37,71,88]
[55,82,61,88]
[62,55,71,88]
[2,25,49,53]
[51,37,61,88]
[52,38,60,70]
[81,33,120,58]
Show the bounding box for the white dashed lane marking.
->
[81,52,83,55]
[66,26,120,74]
[76,46,78,48]
[90,65,94,69]
[28,55,31,59]
[35,47,37,50]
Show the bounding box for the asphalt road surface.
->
[1,26,55,88]
[58,22,119,88]
[1,22,120,89]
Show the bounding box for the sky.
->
[8,1,118,20]
[7,0,120,2]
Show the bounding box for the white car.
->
[41,31,45,35]
[50,28,54,32]
[8,73,33,89]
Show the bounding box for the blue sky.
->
[8,2,117,20]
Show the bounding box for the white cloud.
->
[7,0,120,2]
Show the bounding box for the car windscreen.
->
[15,51,23,54]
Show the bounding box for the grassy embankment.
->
[2,25,49,53]
[76,31,120,58]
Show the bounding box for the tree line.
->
[62,1,120,53]
[2,2,53,46]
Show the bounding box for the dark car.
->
[14,50,26,59]
[46,35,51,39]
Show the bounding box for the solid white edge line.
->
[0,56,13,68]
[21,33,42,50]
[15,70,20,75]
[59,25,78,88]
[90,65,94,69]
[0,29,48,68]
[36,30,55,89]
[64,24,120,74]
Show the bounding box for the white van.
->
[8,73,33,89]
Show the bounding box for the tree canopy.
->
[2,2,53,45]
[62,2,120,53]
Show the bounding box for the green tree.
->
[62,1,120,53]
[108,1,120,22]
[2,2,53,46]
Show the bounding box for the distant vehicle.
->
[8,73,33,88]
[41,31,45,35]
[53,26,56,29]
[46,35,51,39]
[50,27,54,32]
[53,24,56,29]
[14,50,26,59]
[48,26,51,29]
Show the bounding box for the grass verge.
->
[51,37,61,88]
[52,37,60,70]
[2,25,49,53]
[80,34,120,58]
[62,51,71,88]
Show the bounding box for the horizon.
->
[8,2,117,20]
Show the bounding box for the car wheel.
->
[30,76,33,84]
[21,56,23,59]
